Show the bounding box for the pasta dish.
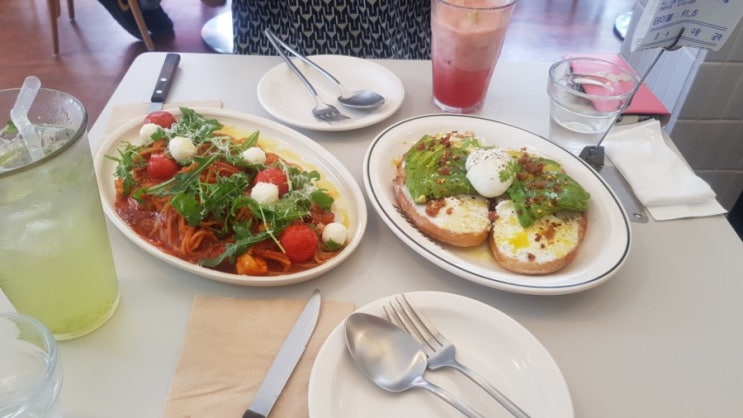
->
[108,108,348,276]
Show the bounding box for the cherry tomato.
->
[279,224,318,263]
[254,167,289,196]
[147,153,179,180]
[143,110,177,128]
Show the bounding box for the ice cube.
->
[0,136,31,170]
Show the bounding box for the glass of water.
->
[0,312,63,417]
[547,57,639,153]
[0,88,120,340]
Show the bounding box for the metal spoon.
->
[264,30,386,111]
[345,312,485,418]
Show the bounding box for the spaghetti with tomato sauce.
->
[108,108,348,276]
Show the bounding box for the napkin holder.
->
[565,48,676,223]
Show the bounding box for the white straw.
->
[10,76,44,161]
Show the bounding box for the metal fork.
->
[264,29,349,123]
[384,294,531,418]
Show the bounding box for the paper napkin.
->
[603,119,726,221]
[103,100,223,136]
[161,295,355,418]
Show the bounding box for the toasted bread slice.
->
[394,175,491,247]
[489,199,587,274]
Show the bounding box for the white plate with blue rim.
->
[362,114,631,295]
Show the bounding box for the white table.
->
[62,52,743,418]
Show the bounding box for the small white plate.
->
[94,108,367,286]
[257,55,405,131]
[363,114,631,295]
[309,291,573,418]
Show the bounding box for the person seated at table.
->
[97,0,174,40]
[201,0,431,59]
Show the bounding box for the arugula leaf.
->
[311,190,334,211]
[150,127,168,141]
[214,130,261,167]
[246,192,313,226]
[170,107,223,144]
[192,173,250,231]
[324,239,344,251]
[163,170,251,229]
[204,187,326,267]
[287,166,321,191]
[106,143,146,196]
[199,229,271,267]
[135,154,220,200]
[170,192,201,225]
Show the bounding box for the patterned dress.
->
[231,0,431,59]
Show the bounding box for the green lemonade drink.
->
[0,88,119,340]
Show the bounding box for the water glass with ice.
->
[0,312,63,417]
[547,57,639,153]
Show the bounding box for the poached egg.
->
[465,148,515,198]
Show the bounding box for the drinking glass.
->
[547,57,639,153]
[0,88,120,340]
[431,0,518,113]
[0,312,63,417]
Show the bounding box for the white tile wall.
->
[621,1,743,211]
[682,62,743,120]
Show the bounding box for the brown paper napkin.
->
[103,100,223,136]
[162,295,355,418]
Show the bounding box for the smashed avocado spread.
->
[506,152,590,227]
[404,132,481,203]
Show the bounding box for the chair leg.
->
[67,0,75,20]
[128,1,155,51]
[47,0,60,55]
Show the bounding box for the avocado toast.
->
[394,131,590,274]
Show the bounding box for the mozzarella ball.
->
[168,136,197,163]
[465,148,515,198]
[322,222,347,246]
[251,182,279,204]
[240,146,267,165]
[139,123,160,144]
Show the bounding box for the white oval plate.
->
[309,291,573,418]
[363,114,631,295]
[257,55,405,131]
[94,108,367,286]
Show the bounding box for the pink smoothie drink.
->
[432,0,517,113]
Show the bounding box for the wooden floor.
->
[1,0,634,125]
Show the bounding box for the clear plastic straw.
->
[10,76,44,161]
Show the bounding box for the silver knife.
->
[147,53,180,113]
[243,289,322,418]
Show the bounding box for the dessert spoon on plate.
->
[345,312,485,418]
[264,29,386,111]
